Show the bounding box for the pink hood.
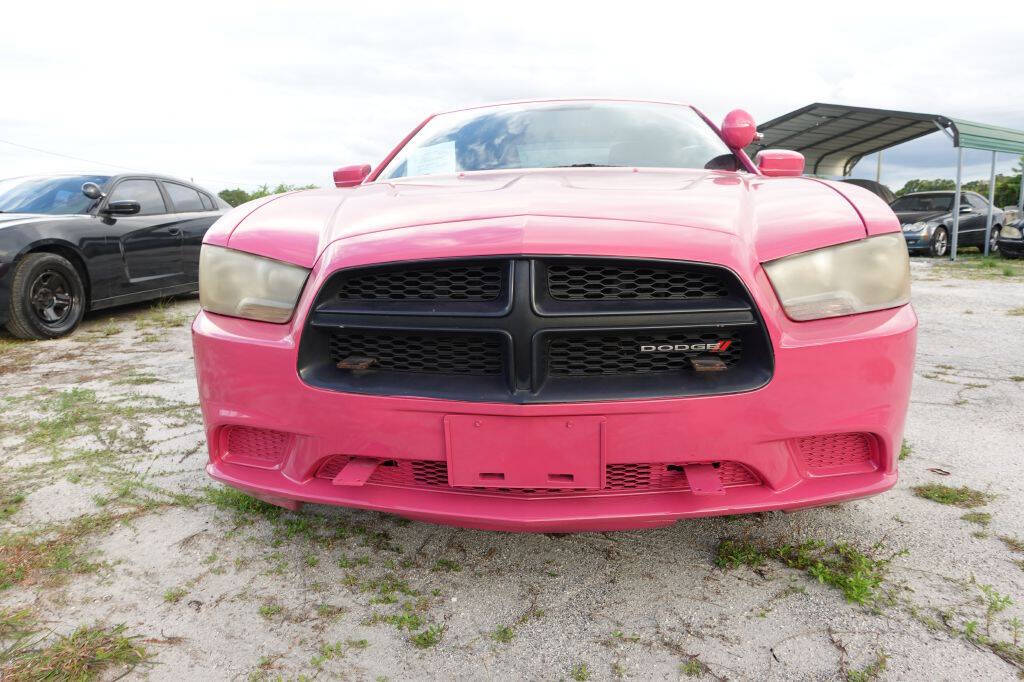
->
[204,168,898,268]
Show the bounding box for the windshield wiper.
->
[551,163,620,168]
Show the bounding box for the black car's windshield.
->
[377,101,734,180]
[0,175,111,215]
[890,193,954,213]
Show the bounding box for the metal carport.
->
[746,103,1024,260]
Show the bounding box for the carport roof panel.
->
[747,103,1024,176]
[746,103,947,176]
[950,118,1024,155]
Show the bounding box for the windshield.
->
[377,101,735,180]
[0,175,111,215]
[890,194,953,213]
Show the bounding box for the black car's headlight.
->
[763,233,911,321]
[1002,224,1022,240]
[199,245,310,323]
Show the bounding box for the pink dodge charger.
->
[193,100,915,532]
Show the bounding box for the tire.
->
[929,226,949,258]
[988,226,1001,255]
[4,253,87,340]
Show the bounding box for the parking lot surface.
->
[1,256,1023,680]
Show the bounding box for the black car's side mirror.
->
[960,204,973,213]
[104,200,141,215]
[81,182,105,200]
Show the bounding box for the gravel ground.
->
[1,257,1023,681]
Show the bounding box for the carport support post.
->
[983,151,996,256]
[951,146,963,261]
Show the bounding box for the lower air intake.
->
[315,456,758,496]
[222,426,291,468]
[796,433,876,472]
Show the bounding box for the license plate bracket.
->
[444,415,606,489]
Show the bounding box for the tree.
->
[217,183,318,207]
[895,179,956,196]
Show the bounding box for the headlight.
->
[763,233,911,321]
[902,222,927,233]
[1003,224,1022,239]
[199,245,310,323]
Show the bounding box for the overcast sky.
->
[3,1,1022,195]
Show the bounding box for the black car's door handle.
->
[168,228,183,236]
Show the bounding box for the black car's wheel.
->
[929,226,949,258]
[988,226,1001,255]
[4,253,86,340]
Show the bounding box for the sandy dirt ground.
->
[1,257,1023,681]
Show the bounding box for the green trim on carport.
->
[950,118,1024,154]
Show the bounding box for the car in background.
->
[892,190,1004,257]
[997,217,1024,258]
[0,173,228,339]
[841,178,895,204]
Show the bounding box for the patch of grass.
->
[717,538,899,605]
[569,661,591,681]
[431,558,461,572]
[206,486,282,520]
[1011,376,1024,383]
[899,440,912,461]
[912,483,992,508]
[0,509,150,590]
[113,371,161,386]
[846,651,887,682]
[1008,307,1024,316]
[776,541,897,605]
[0,493,25,522]
[163,587,187,603]
[961,512,992,526]
[714,539,766,569]
[679,657,708,677]
[491,625,515,643]
[258,603,282,619]
[1,623,149,681]
[135,299,190,331]
[930,253,1024,280]
[410,624,444,649]
[1000,536,1024,553]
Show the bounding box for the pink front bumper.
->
[193,300,916,532]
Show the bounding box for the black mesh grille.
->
[547,333,742,376]
[328,330,504,375]
[546,262,728,300]
[337,263,503,301]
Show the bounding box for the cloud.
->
[1,0,1021,194]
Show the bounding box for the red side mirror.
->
[721,109,758,149]
[755,150,805,177]
[333,164,371,188]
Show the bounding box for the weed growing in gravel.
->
[310,639,367,668]
[206,486,282,520]
[899,441,912,461]
[1009,308,1024,316]
[569,661,592,680]
[679,657,708,677]
[491,625,515,643]
[1012,376,1024,382]
[715,538,900,605]
[961,512,992,526]
[258,603,283,619]
[431,558,461,572]
[912,484,992,508]
[714,539,766,569]
[846,651,887,682]
[1000,536,1024,553]
[410,624,445,649]
[1,622,149,681]
[135,299,191,331]
[163,587,187,603]
[0,493,25,523]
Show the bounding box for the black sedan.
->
[892,191,1004,257]
[0,173,228,339]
